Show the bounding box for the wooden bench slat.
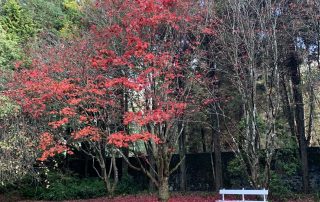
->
[218,189,268,202]
[219,189,268,195]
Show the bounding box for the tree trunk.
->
[207,58,223,191]
[84,154,88,178]
[121,90,129,177]
[99,145,118,197]
[212,127,222,190]
[280,74,296,139]
[201,128,207,152]
[148,148,156,192]
[179,123,186,191]
[289,53,309,193]
[299,136,309,193]
[101,163,112,196]
[158,177,170,201]
[293,85,309,193]
[111,155,119,194]
[211,104,223,191]
[121,148,129,177]
[103,178,112,196]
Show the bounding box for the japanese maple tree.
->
[7,0,212,200]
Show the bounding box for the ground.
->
[1,193,316,202]
[63,195,315,202]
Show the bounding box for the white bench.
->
[217,188,268,202]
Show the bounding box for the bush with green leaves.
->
[24,0,67,32]
[227,155,250,188]
[25,0,83,35]
[269,148,300,199]
[17,170,145,200]
[269,172,293,199]
[19,171,107,200]
[6,167,145,200]
[116,175,144,195]
[227,147,300,198]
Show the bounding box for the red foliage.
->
[108,131,161,148]
[37,132,72,161]
[72,126,101,141]
[123,102,187,126]
[48,117,69,129]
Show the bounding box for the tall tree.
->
[211,0,282,188]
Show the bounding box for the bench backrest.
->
[219,189,268,202]
[219,189,268,195]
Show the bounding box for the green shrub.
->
[24,0,83,38]
[4,169,145,200]
[227,156,250,187]
[19,171,107,200]
[116,175,143,195]
[269,172,293,199]
[269,148,299,200]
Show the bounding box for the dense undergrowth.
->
[0,170,143,201]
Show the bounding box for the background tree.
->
[210,0,282,188]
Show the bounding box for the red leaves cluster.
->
[48,117,69,129]
[37,132,72,161]
[124,102,187,126]
[73,126,101,141]
[105,77,141,91]
[60,107,77,116]
[38,132,54,151]
[202,27,216,35]
[108,131,160,148]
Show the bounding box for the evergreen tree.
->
[0,0,37,41]
[0,24,21,70]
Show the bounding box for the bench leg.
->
[242,188,245,201]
